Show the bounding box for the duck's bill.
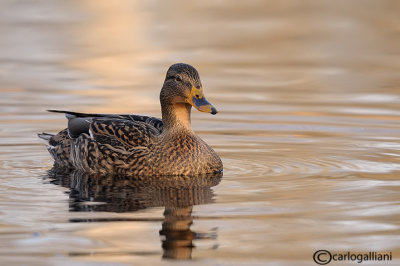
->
[187,86,218,115]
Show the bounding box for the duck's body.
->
[39,64,223,176]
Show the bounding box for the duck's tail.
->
[38,132,54,142]
[38,129,75,169]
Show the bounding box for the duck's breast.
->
[150,134,222,175]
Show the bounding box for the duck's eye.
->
[175,76,182,82]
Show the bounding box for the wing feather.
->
[89,118,160,150]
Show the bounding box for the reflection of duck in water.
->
[160,206,195,260]
[39,63,223,176]
[48,169,222,260]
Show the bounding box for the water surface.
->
[0,1,399,265]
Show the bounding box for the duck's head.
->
[160,63,217,115]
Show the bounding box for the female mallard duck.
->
[39,63,223,176]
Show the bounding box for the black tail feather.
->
[47,110,104,118]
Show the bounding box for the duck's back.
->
[39,111,162,173]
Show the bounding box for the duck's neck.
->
[161,102,193,134]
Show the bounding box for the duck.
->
[38,63,223,176]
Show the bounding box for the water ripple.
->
[224,156,400,178]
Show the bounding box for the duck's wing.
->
[48,110,163,149]
[89,118,161,151]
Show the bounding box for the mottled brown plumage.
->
[38,63,223,176]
